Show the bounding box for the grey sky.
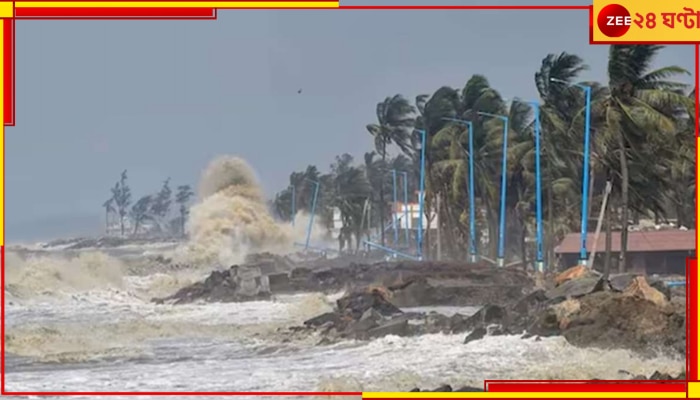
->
[7,0,695,242]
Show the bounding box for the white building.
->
[391,201,438,230]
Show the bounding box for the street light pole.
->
[305,179,320,251]
[551,78,592,267]
[416,129,427,261]
[530,101,545,273]
[442,117,478,263]
[401,171,410,247]
[392,169,399,245]
[477,111,509,268]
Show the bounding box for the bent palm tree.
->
[366,95,416,246]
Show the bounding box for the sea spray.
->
[172,155,327,268]
[5,251,125,299]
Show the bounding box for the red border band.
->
[3,19,13,127]
[15,7,218,19]
[688,258,697,381]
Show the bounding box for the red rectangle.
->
[15,7,218,19]
[689,258,697,381]
[487,383,686,393]
[3,19,13,127]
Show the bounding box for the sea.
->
[3,240,685,400]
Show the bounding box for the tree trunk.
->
[520,213,528,271]
[379,148,387,247]
[120,215,125,237]
[617,139,630,273]
[436,195,442,261]
[546,159,555,267]
[604,198,613,278]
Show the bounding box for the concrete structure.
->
[555,229,695,275]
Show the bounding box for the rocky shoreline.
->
[152,256,686,358]
[152,256,533,307]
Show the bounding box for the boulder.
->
[545,276,605,301]
[608,274,638,292]
[367,317,409,338]
[464,326,487,344]
[304,312,341,328]
[622,276,668,308]
[554,265,591,286]
[336,289,403,320]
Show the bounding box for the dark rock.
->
[649,279,672,301]
[336,290,403,320]
[464,326,487,344]
[609,274,638,292]
[454,386,484,392]
[409,388,420,392]
[367,317,410,338]
[345,316,380,336]
[151,265,272,305]
[304,312,340,328]
[430,385,452,392]
[462,304,507,332]
[561,291,686,356]
[649,371,674,380]
[545,276,605,301]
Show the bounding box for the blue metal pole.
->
[291,185,296,227]
[550,78,593,268]
[363,240,420,261]
[392,169,399,245]
[466,121,478,264]
[417,129,427,260]
[402,171,410,247]
[580,86,592,267]
[532,102,544,273]
[497,118,508,268]
[305,181,320,250]
[442,117,479,263]
[478,112,509,267]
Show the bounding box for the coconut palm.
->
[594,45,692,271]
[366,95,416,246]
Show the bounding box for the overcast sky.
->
[7,0,695,242]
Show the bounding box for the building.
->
[392,201,438,230]
[554,229,695,275]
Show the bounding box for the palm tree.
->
[534,52,590,265]
[595,45,692,271]
[366,95,416,246]
[102,197,115,235]
[329,154,371,251]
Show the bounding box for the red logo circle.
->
[597,4,632,37]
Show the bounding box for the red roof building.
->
[554,230,696,275]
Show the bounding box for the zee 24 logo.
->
[597,3,659,37]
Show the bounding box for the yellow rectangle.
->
[0,1,13,17]
[15,1,338,8]
[362,392,686,399]
[689,382,700,398]
[591,0,700,43]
